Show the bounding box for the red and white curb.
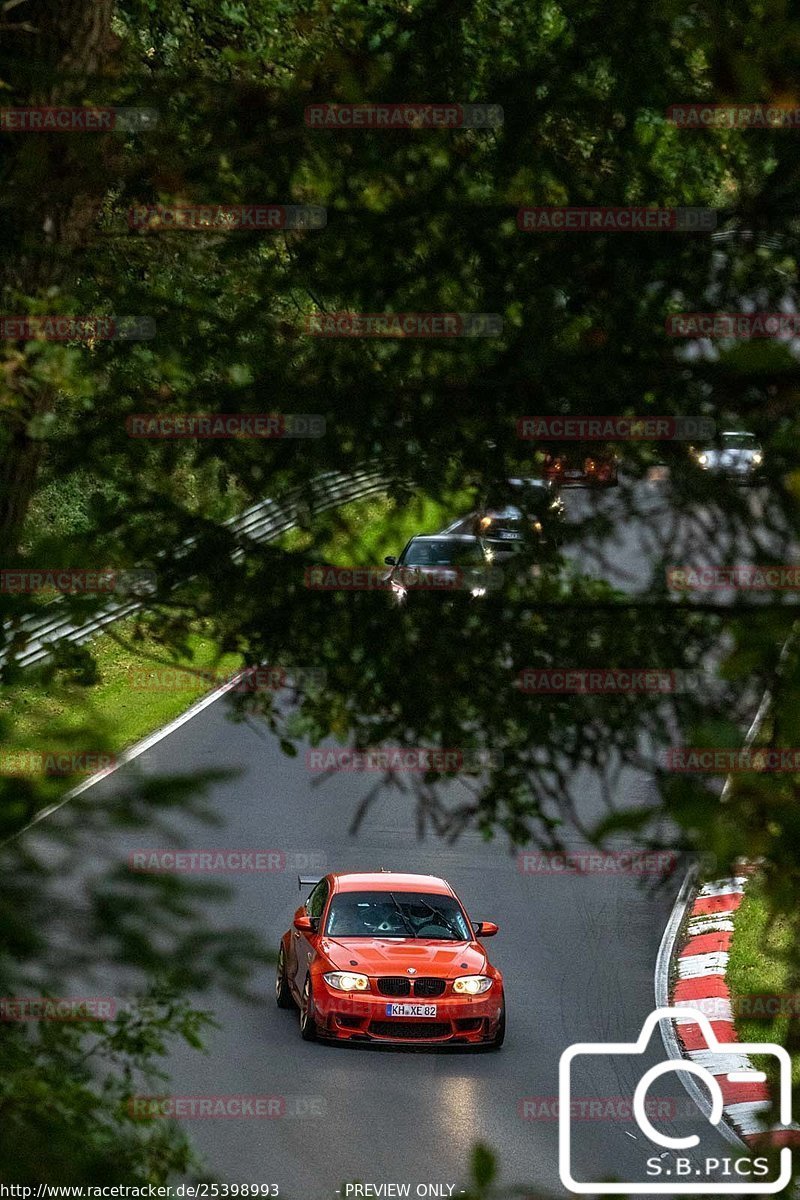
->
[670,871,800,1148]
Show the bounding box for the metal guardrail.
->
[1,467,386,671]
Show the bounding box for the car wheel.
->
[487,994,506,1049]
[299,975,318,1041]
[276,945,295,1010]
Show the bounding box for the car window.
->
[402,542,432,565]
[485,484,548,513]
[324,890,471,940]
[721,433,758,449]
[403,541,484,567]
[306,879,329,921]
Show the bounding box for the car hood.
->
[395,564,481,579]
[320,936,488,976]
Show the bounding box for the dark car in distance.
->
[543,444,619,486]
[688,431,764,484]
[471,478,564,554]
[383,534,498,603]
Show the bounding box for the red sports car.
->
[276,871,505,1048]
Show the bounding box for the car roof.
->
[505,477,549,488]
[331,871,454,896]
[407,534,479,544]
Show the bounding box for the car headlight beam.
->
[323,971,369,992]
[453,975,493,995]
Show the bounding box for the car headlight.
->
[531,520,543,534]
[479,515,492,529]
[752,451,763,465]
[453,975,493,995]
[323,971,369,992]
[391,582,407,604]
[698,453,709,467]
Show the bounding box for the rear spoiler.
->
[298,875,323,891]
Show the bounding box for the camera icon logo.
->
[559,1006,793,1193]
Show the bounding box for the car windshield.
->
[324,890,472,940]
[401,540,484,567]
[485,491,548,515]
[547,443,613,460]
[721,433,758,450]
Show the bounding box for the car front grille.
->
[413,977,446,997]
[376,977,411,996]
[369,1020,450,1040]
[375,976,446,997]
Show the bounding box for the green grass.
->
[0,485,476,799]
[278,488,475,561]
[726,880,799,1083]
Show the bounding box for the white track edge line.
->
[0,673,244,849]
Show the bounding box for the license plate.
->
[564,470,582,478]
[385,1003,437,1018]
[498,530,518,539]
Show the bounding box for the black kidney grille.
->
[376,976,411,996]
[413,977,446,997]
[369,1021,450,1040]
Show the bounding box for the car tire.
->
[487,994,506,1049]
[276,945,295,1010]
[299,975,318,1041]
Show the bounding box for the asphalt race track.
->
[38,478,779,1199]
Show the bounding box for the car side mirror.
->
[294,913,314,932]
[384,556,396,566]
[474,920,498,937]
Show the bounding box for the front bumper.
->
[312,985,504,1044]
[704,466,761,483]
[547,470,617,487]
